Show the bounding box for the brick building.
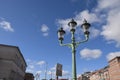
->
[108,56,120,80]
[90,66,110,80]
[78,56,120,80]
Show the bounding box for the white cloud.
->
[41,24,49,32]
[75,10,100,25]
[26,59,46,74]
[80,48,102,60]
[37,60,46,66]
[26,69,34,73]
[0,20,14,32]
[29,65,34,69]
[96,0,120,47]
[97,0,120,10]
[36,70,42,74]
[26,59,36,73]
[107,51,120,61]
[47,71,52,75]
[47,70,56,78]
[41,24,49,36]
[62,70,70,76]
[90,27,100,38]
[44,65,56,77]
[57,18,71,32]
[50,65,56,71]
[101,10,120,47]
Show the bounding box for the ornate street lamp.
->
[68,19,77,32]
[81,19,90,37]
[57,19,91,80]
[57,27,66,44]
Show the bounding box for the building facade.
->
[78,72,91,80]
[0,44,27,80]
[108,56,120,80]
[78,57,120,80]
[90,66,110,80]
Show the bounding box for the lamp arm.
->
[59,40,72,47]
[75,34,89,47]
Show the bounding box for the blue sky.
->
[0,0,120,79]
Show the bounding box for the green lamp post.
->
[57,19,91,80]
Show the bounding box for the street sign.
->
[56,63,62,76]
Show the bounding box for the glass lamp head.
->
[81,19,91,35]
[57,27,66,40]
[68,19,77,32]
